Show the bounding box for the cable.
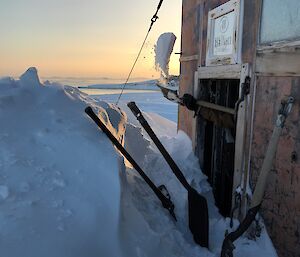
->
[115,0,164,105]
[115,30,150,105]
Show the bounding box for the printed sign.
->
[213,11,235,56]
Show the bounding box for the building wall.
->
[178,0,254,133]
[178,0,200,138]
[251,77,300,257]
[179,0,300,256]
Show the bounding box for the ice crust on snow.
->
[0,67,277,257]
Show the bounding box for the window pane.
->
[260,0,300,44]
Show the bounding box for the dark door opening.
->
[196,79,239,217]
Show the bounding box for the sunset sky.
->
[0,0,182,81]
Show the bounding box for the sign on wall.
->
[206,0,241,66]
[213,11,235,55]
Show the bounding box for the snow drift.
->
[0,68,126,257]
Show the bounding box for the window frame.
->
[258,0,300,50]
[206,0,241,66]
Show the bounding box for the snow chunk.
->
[155,33,177,79]
[19,67,43,88]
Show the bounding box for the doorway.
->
[196,79,239,217]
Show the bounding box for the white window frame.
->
[256,0,300,76]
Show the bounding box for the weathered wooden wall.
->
[251,77,300,257]
[179,0,300,256]
[178,0,200,138]
[179,0,254,134]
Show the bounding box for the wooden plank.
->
[197,100,235,115]
[232,63,250,219]
[178,0,201,139]
[256,51,300,76]
[197,64,242,79]
[257,40,300,52]
[179,55,199,62]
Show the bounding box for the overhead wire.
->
[115,0,164,105]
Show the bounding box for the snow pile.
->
[123,113,278,257]
[0,68,127,257]
[155,32,177,80]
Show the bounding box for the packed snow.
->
[0,68,277,257]
[91,91,178,123]
[155,32,177,80]
[0,68,126,257]
[154,33,179,99]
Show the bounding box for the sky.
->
[0,0,182,81]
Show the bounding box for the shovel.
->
[128,101,209,248]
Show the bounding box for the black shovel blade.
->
[188,188,209,248]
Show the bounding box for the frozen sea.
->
[81,89,178,123]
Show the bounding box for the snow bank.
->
[0,68,127,257]
[123,112,278,257]
[155,33,177,79]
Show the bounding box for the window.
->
[260,0,300,44]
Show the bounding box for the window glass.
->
[260,0,300,44]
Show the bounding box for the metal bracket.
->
[242,76,251,99]
[277,96,294,127]
[234,75,251,120]
[230,187,242,228]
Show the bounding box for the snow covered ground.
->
[86,90,178,123]
[0,68,277,257]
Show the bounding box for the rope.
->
[115,0,164,105]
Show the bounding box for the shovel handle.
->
[127,101,191,191]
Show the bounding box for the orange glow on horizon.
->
[0,1,181,81]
